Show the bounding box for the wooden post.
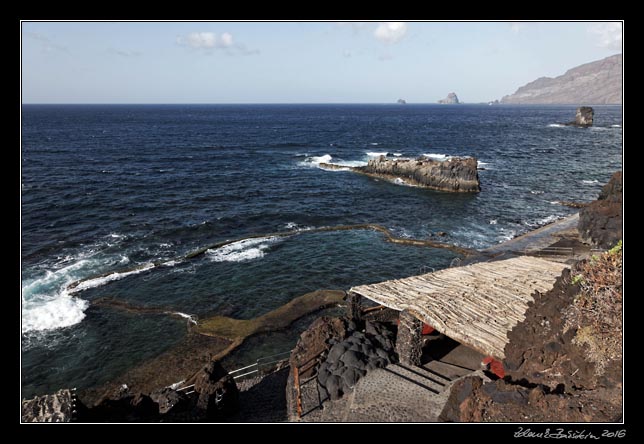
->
[293,366,302,419]
[396,309,423,367]
[346,291,363,321]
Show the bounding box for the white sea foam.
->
[530,190,544,195]
[300,154,367,169]
[390,177,418,187]
[301,154,333,167]
[284,222,299,230]
[206,236,281,263]
[611,124,622,128]
[69,263,156,293]
[489,219,497,225]
[332,160,368,167]
[366,152,388,157]
[21,244,122,333]
[162,260,181,267]
[423,153,452,161]
[524,215,562,228]
[581,179,599,184]
[22,291,89,333]
[477,161,489,168]
[370,142,379,146]
[548,123,565,128]
[167,311,197,325]
[393,153,403,157]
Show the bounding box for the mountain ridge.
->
[500,54,622,105]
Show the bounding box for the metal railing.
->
[227,350,292,381]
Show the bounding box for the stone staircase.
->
[299,360,471,422]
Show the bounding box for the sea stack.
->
[397,98,407,105]
[574,106,594,127]
[438,93,460,104]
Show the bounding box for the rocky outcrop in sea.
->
[362,156,480,192]
[438,92,460,104]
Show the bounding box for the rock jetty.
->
[322,155,480,192]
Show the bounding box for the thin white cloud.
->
[108,48,142,57]
[588,22,622,51]
[178,32,217,49]
[374,22,408,44]
[177,31,258,55]
[24,32,68,53]
[220,32,234,48]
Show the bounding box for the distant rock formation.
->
[397,98,407,104]
[322,155,480,192]
[438,92,460,104]
[573,106,594,127]
[501,54,622,105]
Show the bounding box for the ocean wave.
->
[611,124,622,128]
[393,153,403,157]
[22,290,89,333]
[547,123,565,128]
[166,311,197,325]
[366,151,388,157]
[530,190,544,195]
[206,236,281,263]
[333,160,368,167]
[69,263,156,293]
[282,222,315,232]
[581,179,599,184]
[300,154,367,170]
[489,219,497,225]
[300,154,333,167]
[369,142,379,146]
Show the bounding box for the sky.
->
[21,21,622,104]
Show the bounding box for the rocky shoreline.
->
[22,173,621,423]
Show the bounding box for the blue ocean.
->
[21,104,622,398]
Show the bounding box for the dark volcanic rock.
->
[149,387,190,415]
[88,389,159,422]
[22,389,78,422]
[193,361,239,420]
[578,171,622,249]
[575,106,594,127]
[290,316,347,377]
[358,156,480,192]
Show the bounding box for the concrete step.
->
[423,359,477,381]
[387,363,447,394]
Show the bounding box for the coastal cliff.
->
[440,174,623,422]
[322,156,480,192]
[500,54,622,105]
